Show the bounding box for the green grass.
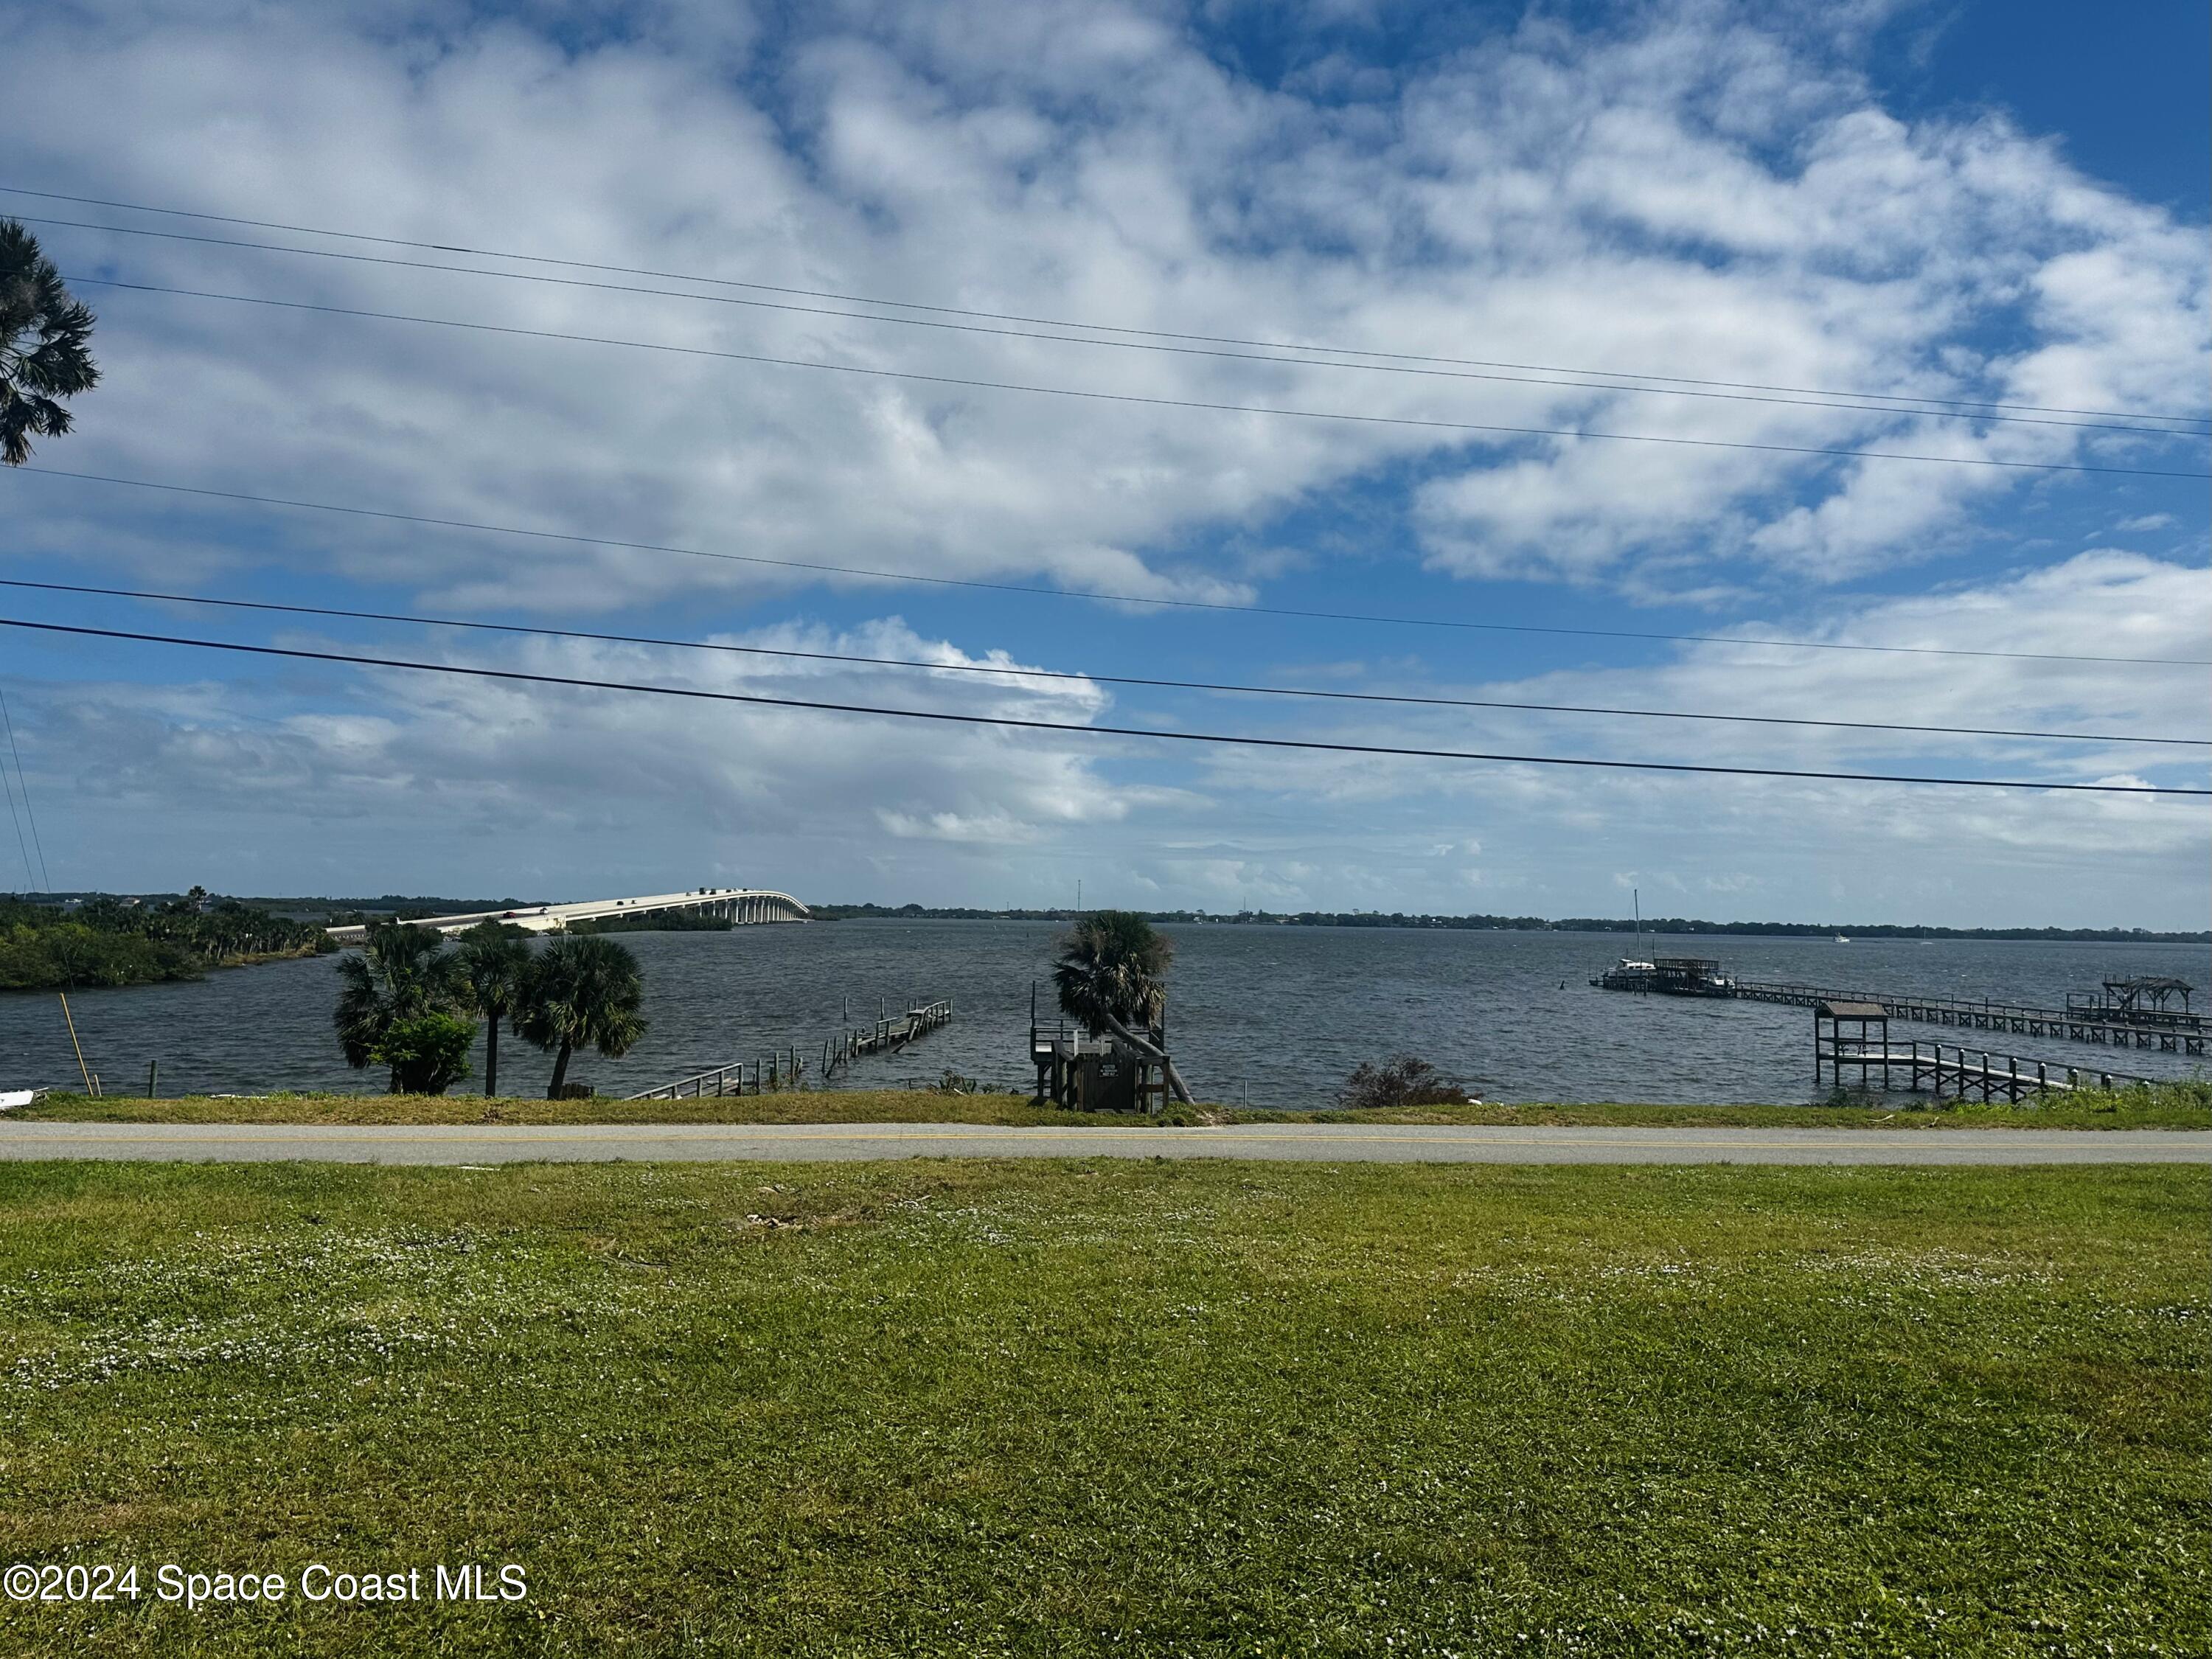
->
[18,1079,2212,1129]
[0,1159,2203,1656]
[15,1087,1220,1128]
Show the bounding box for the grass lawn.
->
[1,1158,2204,1656]
[16,1080,2212,1130]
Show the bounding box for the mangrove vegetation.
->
[0,889,333,992]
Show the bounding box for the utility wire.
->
[9,576,2204,748]
[15,465,2208,667]
[8,183,2205,428]
[63,275,2212,484]
[0,695,40,891]
[0,686,53,891]
[9,616,2206,796]
[19,212,2202,439]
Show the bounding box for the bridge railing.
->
[327,888,811,943]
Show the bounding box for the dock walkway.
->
[827,1001,953,1073]
[1818,1034,2154,1103]
[1732,981,2203,1055]
[628,1000,954,1100]
[627,1048,810,1102]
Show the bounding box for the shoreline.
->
[0,939,330,995]
[13,1083,2208,1131]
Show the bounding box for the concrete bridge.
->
[324,887,810,945]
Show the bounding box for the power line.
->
[10,576,2203,748]
[18,212,2203,440]
[10,615,2206,796]
[0,698,40,891]
[8,182,2205,428]
[64,275,2212,484]
[16,464,2208,667]
[0,686,53,891]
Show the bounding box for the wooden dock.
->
[1819,1039,2154,1102]
[627,1048,810,1102]
[628,999,953,1100]
[1707,979,2202,1056]
[1815,1003,2154,1101]
[821,1001,953,1077]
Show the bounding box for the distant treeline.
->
[263,894,540,925]
[813,903,1077,922]
[1,892,335,991]
[1547,917,2209,943]
[31,891,544,925]
[567,911,732,935]
[811,902,2208,945]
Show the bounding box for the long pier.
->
[1733,980,2203,1055]
[627,1048,810,1102]
[1815,1022,2154,1104]
[627,1000,954,1100]
[822,1001,953,1077]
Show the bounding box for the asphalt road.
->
[1,1122,2205,1164]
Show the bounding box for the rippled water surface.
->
[4,922,2205,1105]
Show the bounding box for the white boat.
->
[1834,935,1850,944]
[1594,956,1659,989]
[1592,956,1733,995]
[0,1089,41,1111]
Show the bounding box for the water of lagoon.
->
[4,921,2205,1106]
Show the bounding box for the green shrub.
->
[368,1012,476,1095]
[1337,1054,1475,1109]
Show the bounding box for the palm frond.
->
[0,219,99,465]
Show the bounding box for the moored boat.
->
[1593,957,1659,990]
[1590,956,1735,996]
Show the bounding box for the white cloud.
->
[17,619,1122,881]
[1,1,2204,927]
[3,0,2202,605]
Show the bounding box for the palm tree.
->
[1052,911,1194,1103]
[517,935,647,1098]
[1,221,99,466]
[454,920,535,1097]
[334,922,469,1089]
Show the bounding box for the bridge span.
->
[324,887,810,945]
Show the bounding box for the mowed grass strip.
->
[20,1080,2212,1129]
[0,1160,2203,1657]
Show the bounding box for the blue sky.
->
[0,0,2205,926]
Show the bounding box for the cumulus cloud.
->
[4,0,2202,602]
[1060,551,2209,919]
[15,566,2201,921]
[1,0,2203,924]
[15,618,1127,886]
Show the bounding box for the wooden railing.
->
[629,999,954,1099]
[626,1048,807,1102]
[1736,980,2205,1056]
[821,1001,953,1075]
[1817,1034,2155,1102]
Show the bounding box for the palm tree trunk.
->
[1099,1012,1194,1105]
[546,1037,572,1099]
[484,1014,501,1097]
